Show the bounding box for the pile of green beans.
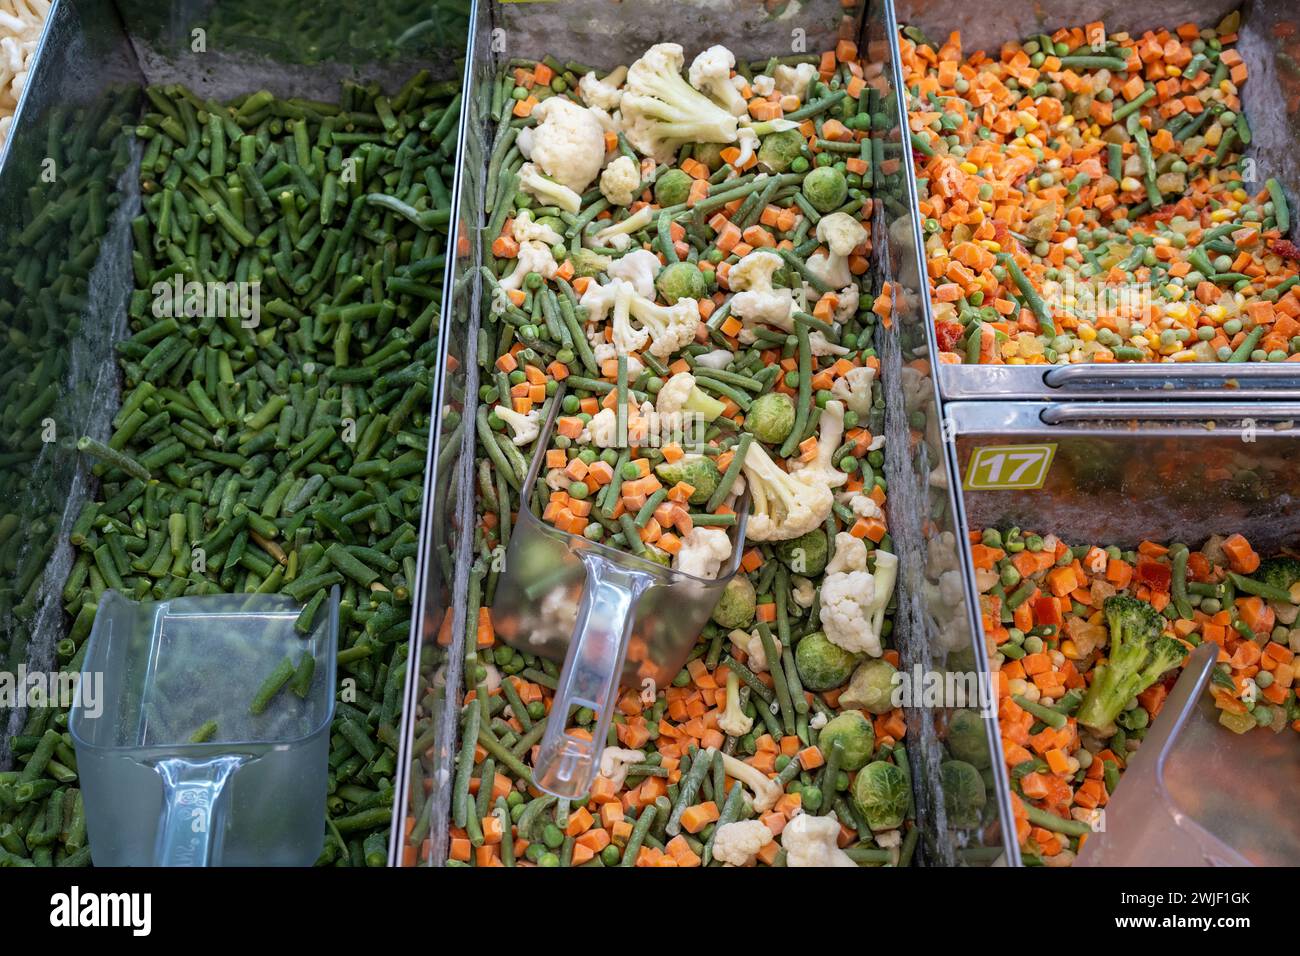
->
[0,93,137,661]
[2,74,459,868]
[184,0,473,67]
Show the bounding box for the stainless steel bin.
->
[0,0,468,866]
[398,0,1012,867]
[944,399,1300,864]
[890,0,1300,401]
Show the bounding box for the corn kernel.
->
[1078,324,1097,342]
[1210,207,1235,222]
[959,161,978,174]
[1120,176,1141,193]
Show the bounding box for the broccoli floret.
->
[1075,595,1188,731]
[1253,556,1300,594]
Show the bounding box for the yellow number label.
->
[963,444,1056,491]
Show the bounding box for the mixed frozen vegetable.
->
[973,526,1299,865]
[436,39,918,867]
[1,75,460,867]
[901,15,1300,365]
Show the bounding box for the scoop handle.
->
[532,552,653,799]
[152,755,245,866]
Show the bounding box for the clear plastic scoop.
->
[491,388,749,799]
[1076,641,1300,866]
[69,589,338,866]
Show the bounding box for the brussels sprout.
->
[655,168,693,206]
[711,575,756,629]
[692,142,727,170]
[537,214,566,236]
[653,454,719,505]
[945,709,991,769]
[746,392,795,443]
[940,759,987,829]
[838,658,898,715]
[946,644,978,675]
[818,711,875,771]
[852,760,910,832]
[802,166,848,213]
[795,631,858,691]
[757,129,805,173]
[775,528,827,576]
[569,248,612,278]
[642,545,673,567]
[655,261,708,304]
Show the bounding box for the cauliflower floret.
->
[599,154,641,207]
[515,96,605,193]
[545,468,569,491]
[820,543,898,658]
[719,751,783,813]
[820,532,879,656]
[593,343,644,379]
[833,284,859,323]
[927,530,959,575]
[655,371,696,415]
[726,248,795,334]
[517,162,582,214]
[579,276,630,322]
[510,208,563,246]
[499,240,558,292]
[586,407,620,447]
[808,331,849,357]
[806,212,869,289]
[788,400,848,489]
[579,277,648,355]
[628,293,700,359]
[782,811,857,867]
[618,43,739,164]
[733,126,760,169]
[651,370,724,422]
[605,248,660,299]
[716,670,754,738]
[729,627,779,673]
[750,74,776,97]
[790,575,815,608]
[589,204,655,252]
[830,364,875,416]
[711,819,774,866]
[579,65,628,111]
[694,348,734,370]
[773,62,818,100]
[494,405,540,446]
[847,491,883,521]
[740,440,833,542]
[688,45,749,117]
[826,529,869,575]
[673,526,733,580]
[598,747,645,790]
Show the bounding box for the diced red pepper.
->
[935,321,963,352]
[1135,557,1172,592]
[1033,596,1063,627]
